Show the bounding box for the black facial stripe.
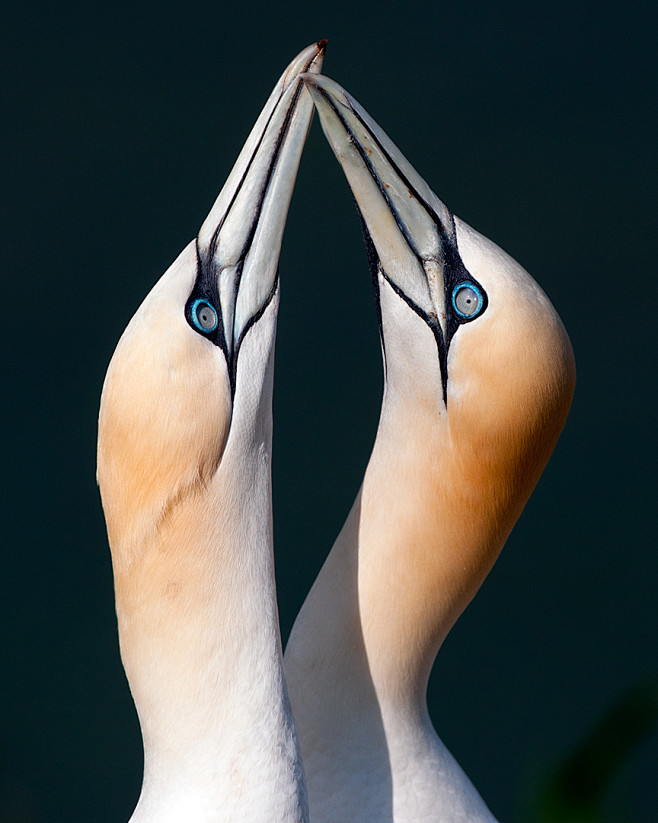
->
[346,100,488,340]
[186,247,231,358]
[218,76,305,370]
[186,261,278,401]
[354,193,448,402]
[379,269,449,406]
[229,271,279,395]
[319,89,489,405]
[347,103,490,338]
[188,62,312,398]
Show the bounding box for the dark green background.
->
[2,1,656,821]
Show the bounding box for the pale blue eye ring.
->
[191,299,218,333]
[452,283,484,320]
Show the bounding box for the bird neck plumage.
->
[285,305,514,734]
[113,322,307,822]
[285,384,504,822]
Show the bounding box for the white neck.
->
[114,298,307,823]
[284,283,497,823]
[284,500,496,823]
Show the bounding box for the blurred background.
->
[2,1,656,821]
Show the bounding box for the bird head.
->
[304,72,575,517]
[97,42,326,569]
[303,74,576,673]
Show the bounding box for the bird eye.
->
[452,283,484,320]
[190,299,218,333]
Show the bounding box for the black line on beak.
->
[379,270,449,405]
[317,87,450,405]
[191,59,312,401]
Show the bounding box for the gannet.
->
[97,41,326,823]
[285,73,576,823]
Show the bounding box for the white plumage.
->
[98,50,575,823]
[284,73,575,823]
[97,42,325,823]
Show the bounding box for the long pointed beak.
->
[301,73,478,360]
[195,41,326,377]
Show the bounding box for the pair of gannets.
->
[97,41,575,823]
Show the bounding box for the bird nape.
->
[97,45,575,823]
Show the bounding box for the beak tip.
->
[317,38,328,51]
[301,74,354,116]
